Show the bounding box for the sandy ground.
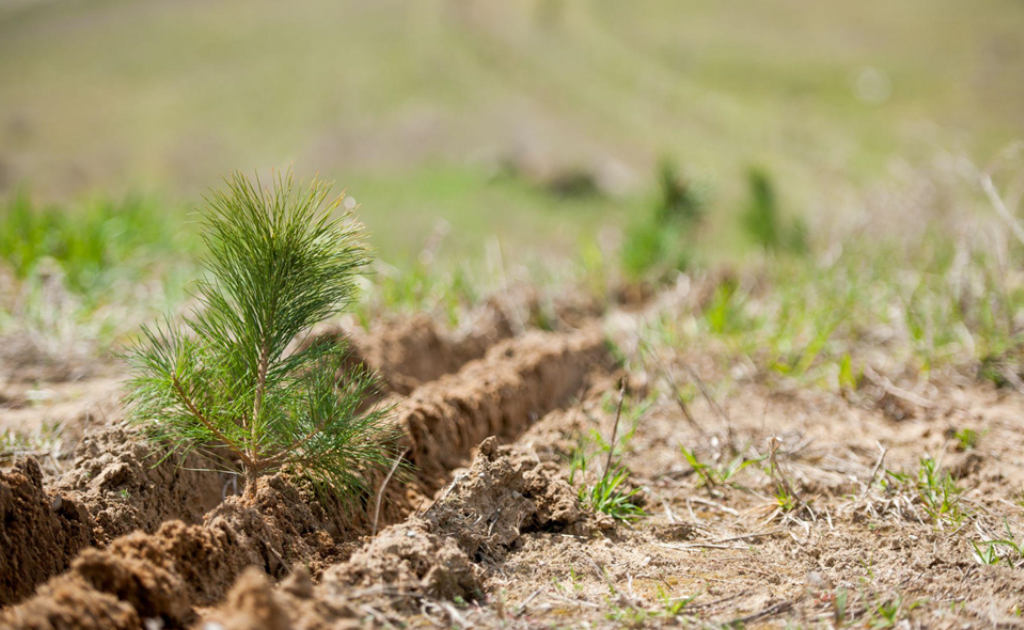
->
[2,295,1024,629]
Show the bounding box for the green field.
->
[1,0,1022,262]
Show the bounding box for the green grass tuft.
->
[0,191,191,294]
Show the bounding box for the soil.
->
[397,326,607,490]
[53,428,226,545]
[301,303,514,396]
[0,458,90,607]
[5,302,1024,629]
[1,323,604,624]
[423,436,594,562]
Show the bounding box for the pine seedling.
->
[124,171,396,501]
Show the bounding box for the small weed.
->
[971,539,1003,565]
[656,586,696,617]
[653,158,706,227]
[859,555,876,584]
[568,434,646,523]
[579,467,646,522]
[866,594,924,629]
[680,445,762,489]
[570,378,647,523]
[971,539,1004,566]
[119,488,131,500]
[954,428,980,451]
[971,521,1024,568]
[553,566,585,598]
[871,596,903,628]
[886,457,966,528]
[838,353,862,391]
[833,588,849,627]
[774,485,798,512]
[620,160,706,280]
[605,603,649,627]
[915,458,967,527]
[741,167,806,254]
[702,278,750,336]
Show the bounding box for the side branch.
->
[171,376,253,469]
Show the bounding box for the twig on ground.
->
[644,342,705,434]
[514,587,544,616]
[859,442,888,499]
[708,529,783,544]
[679,358,735,450]
[546,592,601,609]
[724,598,799,625]
[684,589,751,612]
[863,366,933,409]
[373,447,409,537]
[688,496,741,517]
[654,542,747,551]
[662,499,678,523]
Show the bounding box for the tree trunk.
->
[243,468,259,502]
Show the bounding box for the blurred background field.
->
[2,0,1024,387]
[1,0,1022,263]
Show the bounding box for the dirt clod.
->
[0,576,141,630]
[54,428,225,546]
[213,568,290,630]
[0,458,91,607]
[328,518,482,601]
[71,547,190,626]
[427,437,588,561]
[203,473,341,579]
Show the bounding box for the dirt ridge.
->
[0,458,91,608]
[0,308,522,611]
[199,436,596,628]
[0,326,607,628]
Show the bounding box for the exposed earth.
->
[2,285,1024,629]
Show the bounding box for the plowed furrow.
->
[0,308,516,611]
[0,326,606,626]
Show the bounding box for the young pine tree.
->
[125,172,395,501]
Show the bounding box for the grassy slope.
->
[0,0,1022,261]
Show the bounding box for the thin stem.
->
[644,341,704,434]
[243,466,260,501]
[981,173,1024,249]
[250,339,270,463]
[679,358,735,453]
[604,377,627,478]
[373,448,409,537]
[171,376,253,470]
